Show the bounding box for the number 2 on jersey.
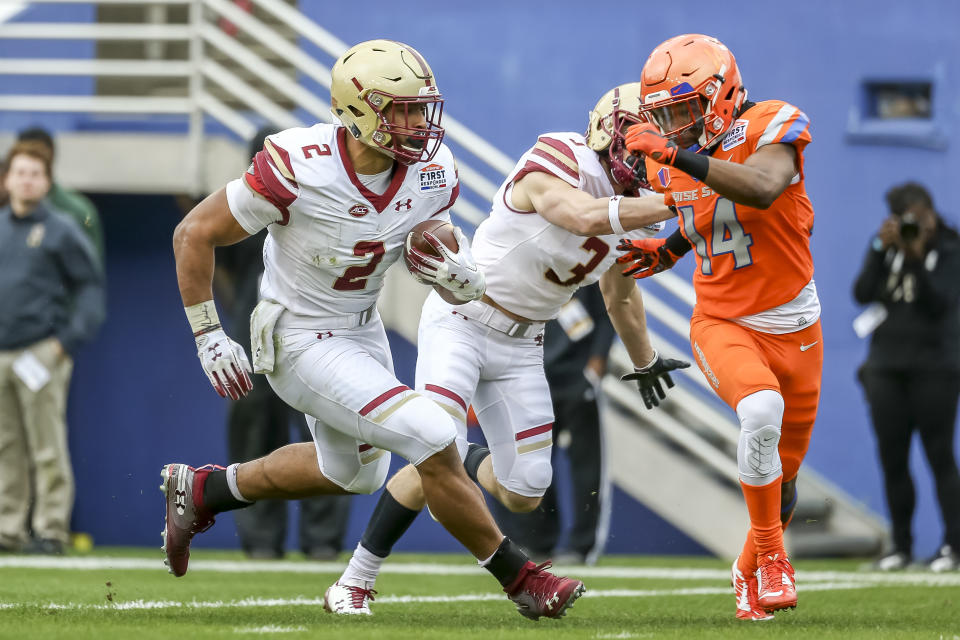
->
[544,237,609,286]
[332,241,385,291]
[679,198,753,276]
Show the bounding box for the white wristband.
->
[185,300,221,336]
[608,195,626,235]
[635,349,659,372]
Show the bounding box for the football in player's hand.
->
[403,220,463,304]
[406,219,458,260]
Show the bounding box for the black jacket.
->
[853,220,960,372]
[0,203,105,354]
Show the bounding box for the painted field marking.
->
[2,557,959,586]
[0,581,954,612]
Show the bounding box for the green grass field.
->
[1,549,958,639]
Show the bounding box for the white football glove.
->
[195,328,253,400]
[405,226,486,302]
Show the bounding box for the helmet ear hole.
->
[348,105,365,118]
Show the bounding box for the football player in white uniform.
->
[160,39,588,621]
[328,83,689,614]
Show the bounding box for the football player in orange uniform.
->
[617,34,821,621]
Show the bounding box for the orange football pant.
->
[689,309,823,571]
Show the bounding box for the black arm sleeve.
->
[665,227,693,257]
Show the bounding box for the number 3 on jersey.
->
[679,198,753,276]
[545,237,609,286]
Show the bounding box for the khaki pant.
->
[0,337,74,546]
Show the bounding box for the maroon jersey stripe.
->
[536,136,577,163]
[424,384,467,411]
[242,169,291,225]
[267,139,296,184]
[530,148,580,181]
[336,127,409,213]
[359,385,411,416]
[430,182,460,218]
[515,422,553,441]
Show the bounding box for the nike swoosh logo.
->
[800,341,819,352]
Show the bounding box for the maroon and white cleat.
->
[503,561,585,620]
[159,463,220,577]
[324,580,376,615]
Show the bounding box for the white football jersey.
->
[472,131,662,320]
[225,123,458,317]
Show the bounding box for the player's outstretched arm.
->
[599,264,690,409]
[512,171,675,236]
[173,187,254,400]
[174,188,251,306]
[625,123,799,209]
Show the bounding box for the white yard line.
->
[0,582,893,611]
[2,556,959,585]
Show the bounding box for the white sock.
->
[225,463,253,503]
[341,542,384,587]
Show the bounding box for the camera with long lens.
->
[899,211,920,241]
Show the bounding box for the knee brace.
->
[320,447,391,495]
[375,394,458,466]
[495,456,553,498]
[736,389,784,486]
[342,452,391,494]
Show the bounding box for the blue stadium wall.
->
[3,1,960,557]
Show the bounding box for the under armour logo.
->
[395,198,412,211]
[534,334,544,346]
[174,489,187,515]
[317,331,333,340]
[208,344,223,361]
[545,592,560,610]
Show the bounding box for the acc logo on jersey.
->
[348,204,370,218]
[721,119,749,152]
[418,164,447,192]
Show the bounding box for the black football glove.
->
[620,352,691,409]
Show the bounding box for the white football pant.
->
[267,309,457,493]
[416,292,555,497]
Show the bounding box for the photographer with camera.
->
[853,182,960,572]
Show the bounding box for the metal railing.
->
[0,0,502,219]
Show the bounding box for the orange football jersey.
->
[647,100,815,318]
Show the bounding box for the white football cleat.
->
[324,579,376,615]
[732,559,773,621]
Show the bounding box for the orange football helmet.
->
[639,34,747,151]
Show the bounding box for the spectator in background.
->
[216,126,351,560]
[0,142,105,554]
[17,127,104,264]
[853,182,960,572]
[492,285,615,565]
